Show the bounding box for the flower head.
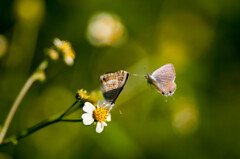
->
[53,38,76,66]
[82,101,111,133]
[76,89,89,100]
[47,48,59,60]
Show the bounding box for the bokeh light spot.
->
[157,12,214,70]
[15,0,45,22]
[86,12,127,47]
[172,98,199,135]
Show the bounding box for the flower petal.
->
[53,38,62,48]
[96,122,104,133]
[102,121,107,126]
[64,56,74,66]
[83,118,94,125]
[107,114,111,121]
[81,113,93,120]
[83,102,95,113]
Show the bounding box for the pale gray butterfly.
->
[145,64,176,96]
[100,70,129,105]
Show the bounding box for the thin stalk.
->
[0,61,47,144]
[60,119,82,122]
[0,115,60,147]
[59,100,79,118]
[0,100,82,147]
[0,75,35,143]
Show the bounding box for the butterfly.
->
[145,64,176,96]
[100,70,129,105]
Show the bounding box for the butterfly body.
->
[146,64,176,96]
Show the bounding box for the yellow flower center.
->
[76,89,89,100]
[94,106,109,122]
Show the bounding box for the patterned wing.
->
[159,80,176,96]
[100,70,129,104]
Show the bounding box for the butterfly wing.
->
[152,64,175,82]
[151,64,176,96]
[159,80,176,96]
[100,70,129,104]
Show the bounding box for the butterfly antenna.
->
[133,73,145,77]
[144,66,147,73]
[144,67,150,78]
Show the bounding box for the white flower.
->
[82,100,111,133]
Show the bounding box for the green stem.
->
[59,100,79,118]
[0,116,60,147]
[60,119,82,122]
[0,60,47,144]
[0,100,82,147]
[0,76,35,143]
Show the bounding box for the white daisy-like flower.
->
[82,100,111,133]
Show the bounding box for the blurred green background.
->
[1,0,240,158]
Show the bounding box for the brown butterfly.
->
[145,64,176,96]
[100,70,129,105]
